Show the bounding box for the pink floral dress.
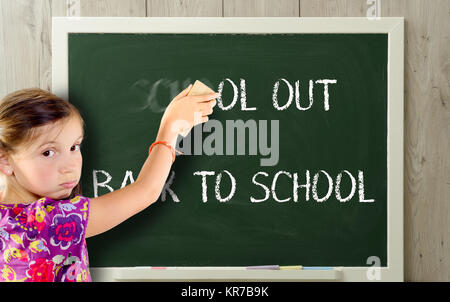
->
[0,194,91,282]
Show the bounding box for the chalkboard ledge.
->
[91,267,342,282]
[90,267,402,281]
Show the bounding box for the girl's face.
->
[9,115,84,201]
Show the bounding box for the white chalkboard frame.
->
[52,17,404,282]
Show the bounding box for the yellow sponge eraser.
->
[180,80,216,137]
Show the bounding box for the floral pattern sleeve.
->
[0,194,91,282]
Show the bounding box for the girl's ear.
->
[0,151,13,176]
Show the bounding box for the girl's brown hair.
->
[0,88,85,200]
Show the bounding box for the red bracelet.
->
[148,141,184,163]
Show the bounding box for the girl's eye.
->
[42,144,81,157]
[43,150,54,157]
[71,144,81,152]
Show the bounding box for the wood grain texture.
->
[0,0,51,95]
[147,0,222,16]
[224,0,299,16]
[81,0,146,16]
[300,0,366,16]
[51,0,70,16]
[0,0,449,281]
[0,0,7,95]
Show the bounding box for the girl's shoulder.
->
[0,194,90,246]
[0,193,89,205]
[0,194,90,219]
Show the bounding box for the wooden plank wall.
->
[0,0,448,282]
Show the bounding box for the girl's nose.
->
[62,155,79,173]
[61,164,77,174]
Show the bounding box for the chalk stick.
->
[302,267,334,270]
[180,80,217,137]
[279,265,303,270]
[246,265,280,270]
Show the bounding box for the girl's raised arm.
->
[85,86,218,238]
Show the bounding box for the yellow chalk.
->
[279,266,303,270]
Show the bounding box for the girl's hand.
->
[157,84,219,145]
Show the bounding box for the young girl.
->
[0,85,218,282]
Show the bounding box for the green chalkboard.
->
[69,33,388,267]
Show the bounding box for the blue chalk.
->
[302,267,334,270]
